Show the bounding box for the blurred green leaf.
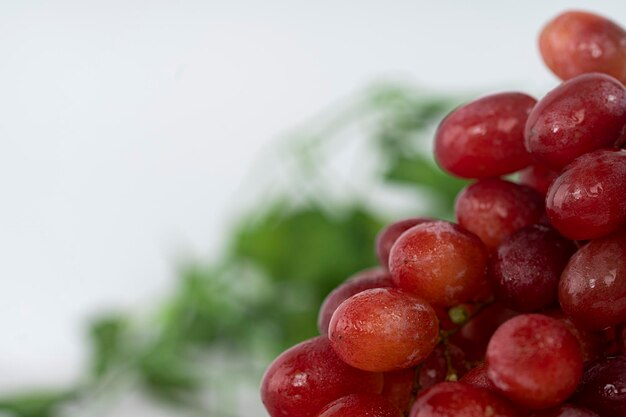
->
[88,315,128,378]
[0,391,73,417]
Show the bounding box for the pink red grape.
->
[524,73,626,170]
[317,267,393,334]
[261,336,383,417]
[486,314,583,409]
[559,228,626,330]
[410,382,519,417]
[546,149,626,240]
[388,221,488,306]
[376,217,433,268]
[455,179,545,251]
[434,92,535,178]
[530,404,599,417]
[539,11,626,83]
[488,224,576,312]
[328,288,439,372]
[317,394,402,417]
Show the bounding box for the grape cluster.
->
[260,10,626,417]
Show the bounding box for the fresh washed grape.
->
[317,394,402,417]
[486,314,583,409]
[388,221,488,306]
[261,336,383,417]
[434,92,535,179]
[328,288,439,372]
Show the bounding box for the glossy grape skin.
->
[488,224,576,312]
[328,288,439,372]
[376,217,434,268]
[382,368,417,413]
[261,336,384,417]
[546,149,626,240]
[317,394,402,417]
[486,314,583,409]
[455,179,545,251]
[434,92,535,179]
[573,357,626,417]
[524,73,626,170]
[449,303,518,362]
[559,229,626,330]
[518,165,560,196]
[530,404,599,417]
[410,382,519,417]
[317,267,393,334]
[388,221,488,306]
[539,11,626,83]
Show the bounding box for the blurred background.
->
[1,1,625,416]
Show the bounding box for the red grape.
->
[539,11,626,83]
[317,394,402,417]
[544,309,603,364]
[572,356,626,417]
[261,336,383,417]
[518,164,560,196]
[434,92,535,179]
[460,363,498,392]
[388,221,488,306]
[376,217,434,268]
[524,73,626,170]
[382,368,417,413]
[546,149,626,240]
[317,267,393,334]
[328,288,439,372]
[410,382,519,417]
[449,302,518,362]
[455,179,545,251]
[530,404,599,417]
[559,228,626,330]
[486,314,583,409]
[617,323,626,356]
[488,224,576,312]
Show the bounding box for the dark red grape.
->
[559,228,626,330]
[455,179,545,251]
[488,224,576,312]
[546,149,626,240]
[617,323,626,356]
[572,356,626,417]
[449,302,518,362]
[518,164,560,196]
[525,73,626,170]
[328,288,439,372]
[410,382,519,417]
[317,267,393,334]
[486,314,583,409]
[530,404,599,417]
[539,11,626,83]
[382,368,417,413]
[317,394,402,417]
[376,217,434,268]
[388,221,488,306]
[261,336,383,417]
[417,343,468,392]
[434,92,536,179]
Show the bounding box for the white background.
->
[1,0,625,414]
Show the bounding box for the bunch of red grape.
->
[260,10,626,417]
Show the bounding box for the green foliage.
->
[0,84,466,416]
